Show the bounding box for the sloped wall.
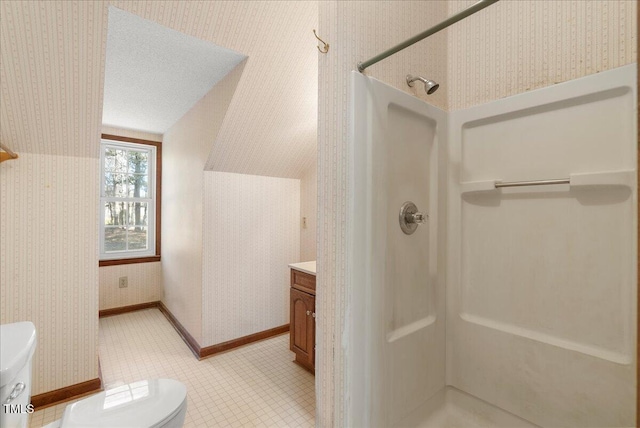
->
[0,0,317,398]
[0,1,106,158]
[1,1,318,178]
[103,0,318,179]
[0,1,106,395]
[162,61,245,344]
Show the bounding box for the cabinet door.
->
[290,287,315,370]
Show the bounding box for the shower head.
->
[406,74,439,95]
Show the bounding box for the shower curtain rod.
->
[357,0,499,72]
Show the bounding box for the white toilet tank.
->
[0,322,37,428]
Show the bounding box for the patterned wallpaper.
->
[317,2,449,425]
[447,0,637,110]
[163,58,304,348]
[300,163,317,262]
[99,262,163,311]
[162,60,244,344]
[0,0,314,398]
[0,1,106,158]
[107,0,318,179]
[317,0,636,426]
[201,172,300,347]
[0,154,99,395]
[200,1,318,178]
[98,127,163,311]
[0,0,318,179]
[3,0,633,416]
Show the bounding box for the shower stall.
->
[348,60,636,427]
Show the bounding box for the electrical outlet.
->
[302,217,307,229]
[119,276,128,288]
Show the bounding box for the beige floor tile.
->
[29,308,315,427]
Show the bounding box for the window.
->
[99,135,161,265]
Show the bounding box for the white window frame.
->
[100,139,156,260]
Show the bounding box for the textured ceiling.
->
[103,7,246,134]
[0,0,318,178]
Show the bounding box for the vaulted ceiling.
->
[103,7,247,135]
[0,1,317,178]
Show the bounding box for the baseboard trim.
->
[157,301,201,359]
[103,301,290,360]
[157,302,289,360]
[31,377,102,410]
[31,304,287,411]
[199,324,290,359]
[99,301,160,318]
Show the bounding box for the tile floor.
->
[29,308,315,427]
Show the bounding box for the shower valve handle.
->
[399,201,427,235]
[408,212,427,224]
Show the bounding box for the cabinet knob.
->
[312,312,316,318]
[306,310,311,316]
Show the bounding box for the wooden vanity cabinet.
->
[290,269,316,373]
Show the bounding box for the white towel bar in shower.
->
[460,169,635,194]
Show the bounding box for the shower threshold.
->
[396,386,539,428]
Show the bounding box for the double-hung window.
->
[100,136,160,264]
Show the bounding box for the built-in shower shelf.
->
[460,169,635,194]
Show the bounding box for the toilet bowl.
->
[1,321,187,428]
[1,322,37,428]
[43,378,187,428]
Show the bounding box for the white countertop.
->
[288,261,316,276]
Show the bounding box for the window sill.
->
[99,256,161,267]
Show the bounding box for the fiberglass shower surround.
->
[348,64,637,427]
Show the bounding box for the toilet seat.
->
[59,379,187,428]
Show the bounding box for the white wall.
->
[447,66,636,427]
[201,171,300,346]
[0,154,99,395]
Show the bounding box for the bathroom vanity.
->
[288,261,316,373]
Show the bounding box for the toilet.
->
[42,378,187,428]
[1,322,187,428]
[1,322,36,428]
